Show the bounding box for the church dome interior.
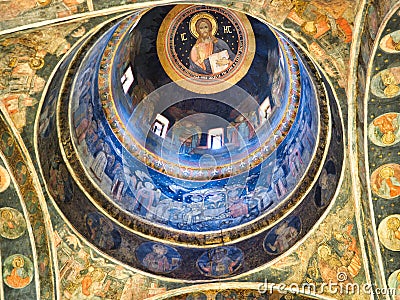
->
[35,4,342,281]
[0,0,399,299]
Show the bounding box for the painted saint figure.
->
[372,165,400,199]
[0,208,26,239]
[3,255,33,289]
[139,243,181,273]
[198,247,243,277]
[189,13,235,75]
[370,113,400,146]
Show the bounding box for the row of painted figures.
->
[69,98,318,231]
[81,211,302,276]
[371,24,400,299]
[0,166,33,290]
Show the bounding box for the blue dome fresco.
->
[37,4,343,281]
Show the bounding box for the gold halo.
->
[384,84,400,97]
[387,217,400,230]
[189,12,218,39]
[382,131,396,145]
[29,57,44,70]
[317,245,331,258]
[1,209,13,220]
[36,0,52,6]
[12,256,25,268]
[379,165,395,179]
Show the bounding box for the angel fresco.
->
[368,112,400,147]
[305,228,361,287]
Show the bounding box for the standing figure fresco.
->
[85,212,121,250]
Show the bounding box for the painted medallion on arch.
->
[368,112,400,147]
[371,163,400,199]
[263,216,302,255]
[157,5,255,94]
[196,246,243,278]
[378,214,400,251]
[371,66,400,98]
[2,254,34,289]
[380,30,400,53]
[0,164,11,192]
[388,269,400,297]
[0,207,26,240]
[135,242,181,274]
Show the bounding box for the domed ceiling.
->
[35,4,344,280]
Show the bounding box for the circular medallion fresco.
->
[388,269,400,297]
[196,246,243,278]
[378,214,400,251]
[368,112,400,147]
[0,207,26,239]
[380,30,400,53]
[263,216,302,255]
[371,67,400,98]
[136,242,182,274]
[371,163,400,199]
[2,254,34,289]
[0,165,11,192]
[157,5,255,94]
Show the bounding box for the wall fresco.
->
[0,115,51,299]
[67,9,324,236]
[34,4,344,281]
[365,4,400,295]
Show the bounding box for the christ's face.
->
[198,21,211,39]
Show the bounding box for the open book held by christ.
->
[208,50,229,74]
